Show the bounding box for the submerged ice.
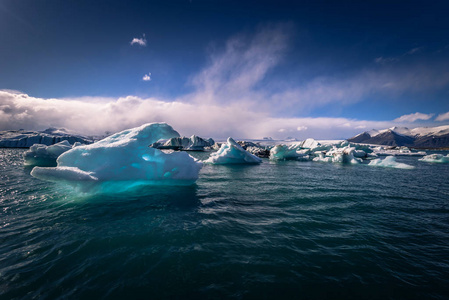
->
[205,137,262,164]
[31,123,203,188]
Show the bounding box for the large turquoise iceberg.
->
[31,123,202,190]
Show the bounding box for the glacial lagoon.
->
[1,148,449,299]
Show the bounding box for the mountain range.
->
[347,125,449,148]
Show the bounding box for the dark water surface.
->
[1,149,449,299]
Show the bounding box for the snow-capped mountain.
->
[347,125,449,148]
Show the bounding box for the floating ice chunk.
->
[159,135,214,150]
[419,154,449,163]
[312,152,332,162]
[24,140,73,166]
[285,138,334,153]
[327,146,362,164]
[269,144,301,160]
[372,146,426,156]
[353,150,367,158]
[368,156,415,169]
[205,137,262,164]
[31,123,202,188]
[301,138,321,149]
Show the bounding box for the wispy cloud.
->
[375,56,398,65]
[130,34,147,46]
[375,46,424,65]
[188,22,291,106]
[394,112,434,123]
[142,73,151,81]
[406,47,423,55]
[436,111,449,121]
[185,25,449,117]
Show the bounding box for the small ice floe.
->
[419,154,449,163]
[368,156,415,169]
[373,146,427,157]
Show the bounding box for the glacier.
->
[31,123,203,191]
[368,156,415,169]
[204,137,262,164]
[0,128,92,147]
[419,154,449,163]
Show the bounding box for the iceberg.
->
[300,138,321,150]
[368,156,415,169]
[319,146,363,164]
[234,141,270,158]
[23,140,74,166]
[204,137,262,164]
[419,154,449,163]
[156,135,214,151]
[331,147,362,164]
[299,138,334,152]
[269,144,302,160]
[31,123,203,190]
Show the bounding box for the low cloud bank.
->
[0,90,404,139]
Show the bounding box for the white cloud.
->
[296,126,307,131]
[436,111,449,121]
[394,112,434,122]
[0,90,400,140]
[130,34,147,46]
[142,73,151,81]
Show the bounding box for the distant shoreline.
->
[3,144,449,151]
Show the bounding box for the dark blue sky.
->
[1,0,449,137]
